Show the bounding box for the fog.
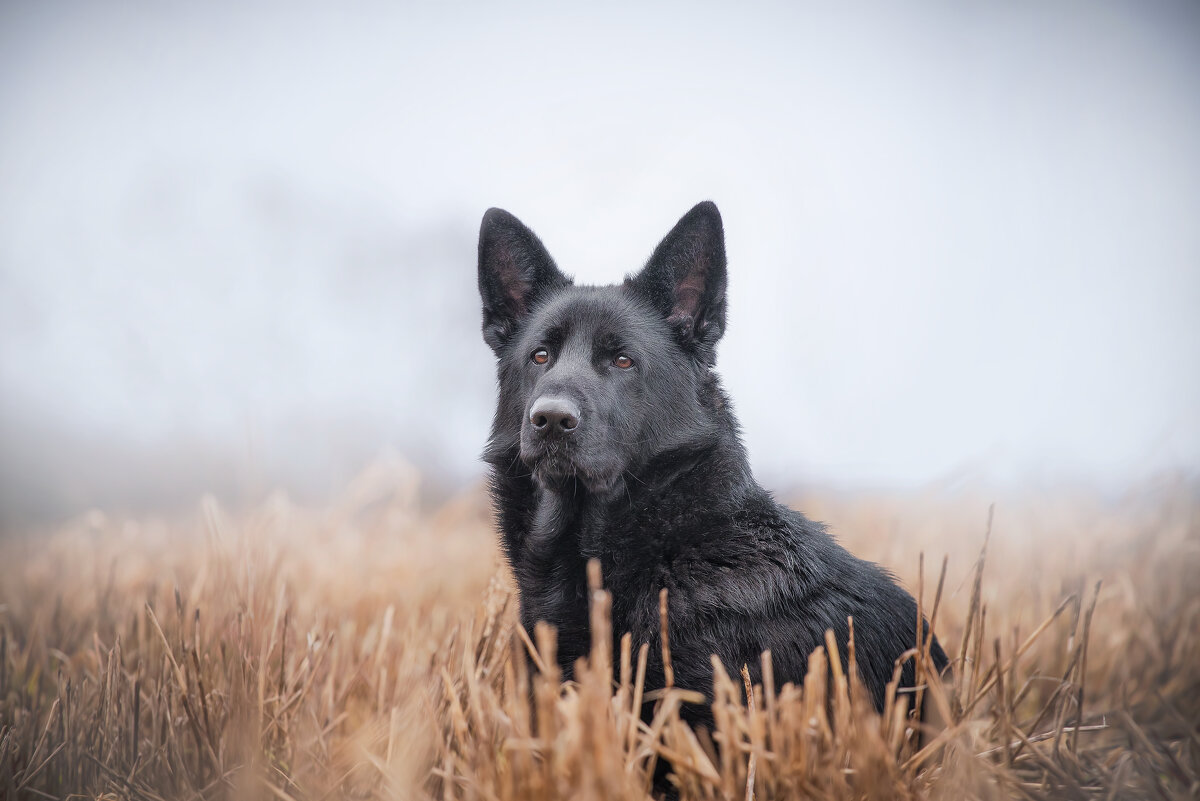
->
[2,1,1198,525]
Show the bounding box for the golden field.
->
[1,462,1197,800]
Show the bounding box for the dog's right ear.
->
[628,201,727,366]
[477,208,571,355]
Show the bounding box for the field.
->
[1,463,1197,800]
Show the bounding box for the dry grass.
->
[1,462,1197,800]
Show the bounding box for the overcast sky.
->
[2,1,1198,523]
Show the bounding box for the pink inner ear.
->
[673,282,702,317]
[672,252,709,318]
[494,249,529,315]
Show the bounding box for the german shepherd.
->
[476,201,947,728]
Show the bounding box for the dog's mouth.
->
[520,439,622,495]
[521,439,574,478]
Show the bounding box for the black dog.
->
[477,201,947,725]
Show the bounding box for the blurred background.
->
[1,1,1198,529]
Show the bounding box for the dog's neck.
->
[493,422,754,565]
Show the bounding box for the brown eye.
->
[614,354,634,369]
[532,348,549,364]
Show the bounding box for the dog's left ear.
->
[478,208,571,355]
[628,201,727,365]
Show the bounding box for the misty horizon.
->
[2,1,1198,527]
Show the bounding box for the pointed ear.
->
[477,208,571,354]
[628,201,727,365]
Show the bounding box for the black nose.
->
[529,396,580,433]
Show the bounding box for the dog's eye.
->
[613,354,634,369]
[532,349,549,365]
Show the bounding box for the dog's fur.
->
[477,201,947,727]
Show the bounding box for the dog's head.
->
[478,202,728,495]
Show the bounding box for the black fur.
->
[477,202,948,727]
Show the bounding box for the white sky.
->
[2,1,1198,520]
